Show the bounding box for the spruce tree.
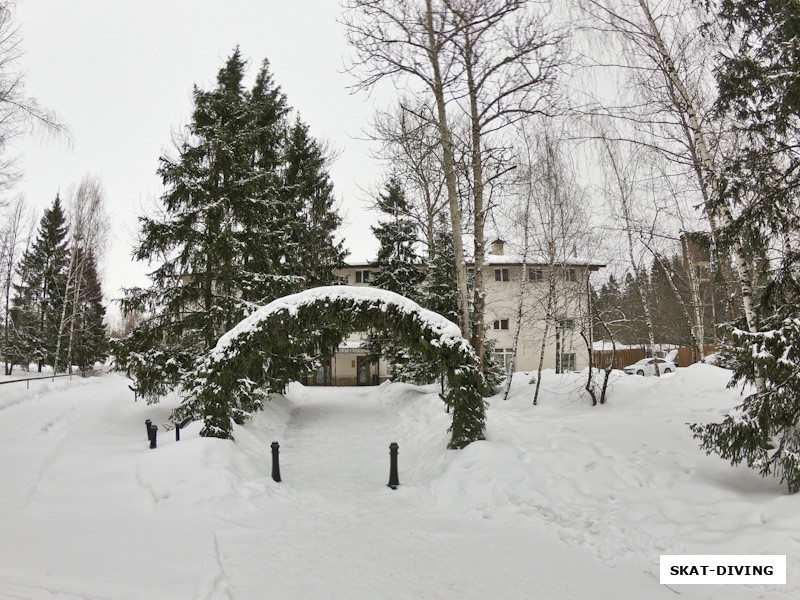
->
[9,195,69,370]
[713,0,800,270]
[691,318,800,493]
[689,1,800,492]
[367,177,425,381]
[117,49,345,403]
[282,117,347,288]
[70,249,107,370]
[237,59,294,305]
[422,218,459,324]
[370,177,424,298]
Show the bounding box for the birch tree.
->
[343,0,472,337]
[0,2,66,189]
[52,175,108,373]
[579,0,764,389]
[368,100,449,255]
[1,195,30,374]
[511,127,589,403]
[343,0,565,368]
[597,131,662,374]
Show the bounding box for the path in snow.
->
[211,385,681,600]
[279,385,396,497]
[0,374,779,599]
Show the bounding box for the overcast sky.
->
[14,0,386,314]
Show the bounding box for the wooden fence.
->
[592,347,646,370]
[676,345,719,368]
[593,345,720,370]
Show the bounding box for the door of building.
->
[356,356,370,385]
[316,358,332,385]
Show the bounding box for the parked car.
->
[701,353,723,366]
[623,358,677,376]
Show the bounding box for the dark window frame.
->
[493,318,510,330]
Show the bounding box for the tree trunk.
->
[533,262,558,405]
[635,0,763,390]
[503,252,529,402]
[464,28,487,369]
[425,0,471,340]
[65,248,88,373]
[52,244,77,374]
[648,244,700,358]
[680,236,705,360]
[581,330,597,406]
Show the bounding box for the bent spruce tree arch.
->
[188,286,486,449]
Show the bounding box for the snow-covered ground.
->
[0,365,796,599]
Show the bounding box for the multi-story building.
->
[308,239,604,386]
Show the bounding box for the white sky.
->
[13,0,386,313]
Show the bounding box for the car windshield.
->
[635,358,651,365]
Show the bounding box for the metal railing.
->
[0,368,105,388]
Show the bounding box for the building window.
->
[494,347,514,371]
[528,268,544,281]
[495,268,509,282]
[558,317,574,330]
[564,268,577,282]
[355,269,371,283]
[561,352,576,371]
[493,319,509,330]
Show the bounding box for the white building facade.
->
[304,240,603,386]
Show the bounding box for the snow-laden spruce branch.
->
[187,285,488,449]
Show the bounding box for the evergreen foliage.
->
[69,249,108,370]
[481,335,505,392]
[712,0,800,296]
[422,219,460,325]
[366,177,427,381]
[116,49,346,402]
[282,118,347,288]
[689,2,800,492]
[370,177,424,298]
[593,256,728,348]
[691,315,800,493]
[183,287,486,449]
[8,196,69,370]
[402,217,459,385]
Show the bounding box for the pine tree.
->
[9,195,69,370]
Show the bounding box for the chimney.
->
[490,239,505,255]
